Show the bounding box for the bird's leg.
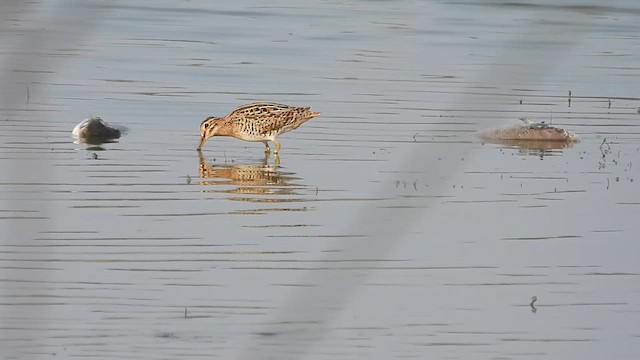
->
[274,153,280,166]
[274,140,281,154]
[263,141,271,154]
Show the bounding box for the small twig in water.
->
[600,138,610,153]
[185,308,188,318]
[530,296,537,313]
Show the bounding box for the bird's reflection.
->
[197,151,305,200]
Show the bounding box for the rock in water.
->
[478,120,579,142]
[72,117,121,144]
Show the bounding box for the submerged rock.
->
[478,118,579,142]
[72,116,121,145]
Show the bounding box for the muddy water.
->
[2,1,640,359]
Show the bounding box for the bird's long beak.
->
[197,136,206,150]
[310,111,322,118]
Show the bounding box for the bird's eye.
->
[204,123,209,129]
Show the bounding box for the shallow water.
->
[2,1,640,359]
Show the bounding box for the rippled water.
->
[2,1,640,359]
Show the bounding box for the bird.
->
[197,102,321,154]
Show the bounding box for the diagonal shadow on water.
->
[241,4,611,360]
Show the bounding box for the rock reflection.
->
[197,151,305,200]
[483,138,577,158]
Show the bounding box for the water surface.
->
[2,1,640,359]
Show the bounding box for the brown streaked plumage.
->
[197,102,321,154]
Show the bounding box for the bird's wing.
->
[259,107,309,134]
[229,102,295,119]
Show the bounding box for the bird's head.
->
[197,116,223,150]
